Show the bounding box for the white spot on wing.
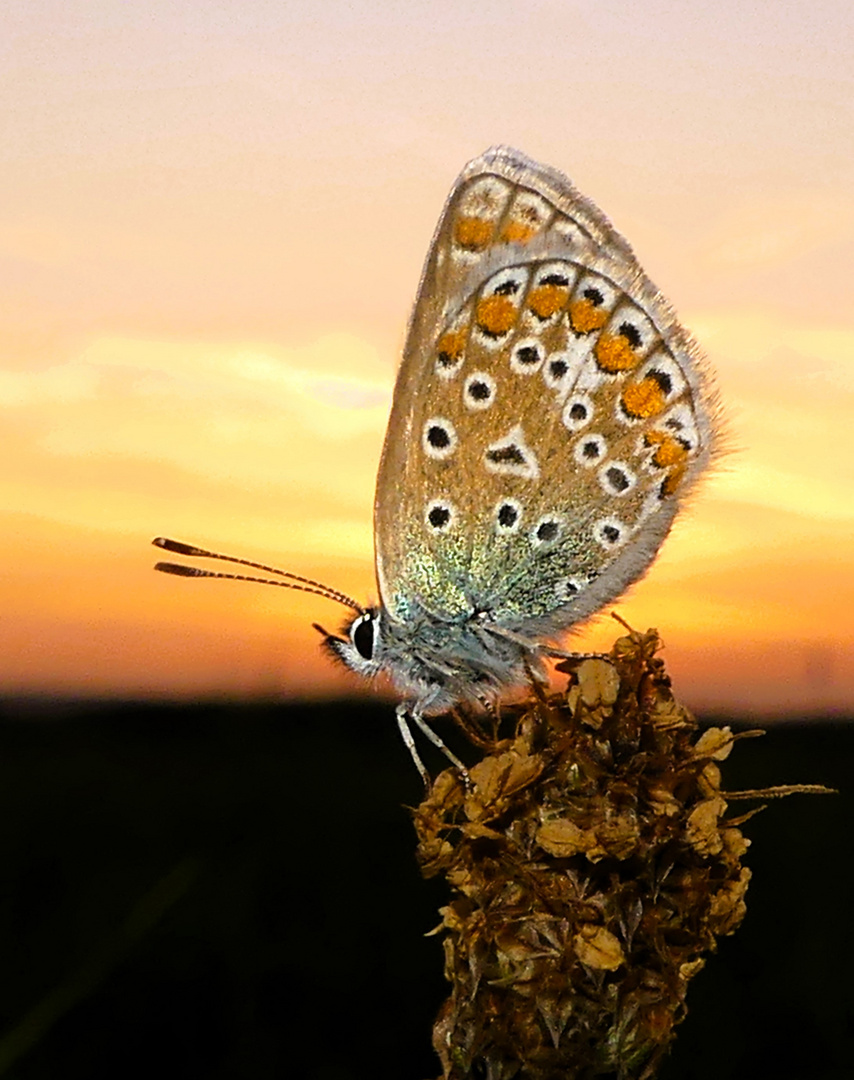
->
[542,351,573,392]
[424,499,456,533]
[639,350,687,400]
[510,338,544,375]
[484,424,540,480]
[556,576,586,602]
[574,433,607,467]
[494,497,523,534]
[463,371,497,411]
[660,402,700,451]
[598,461,637,496]
[604,303,657,360]
[563,393,594,431]
[422,417,458,460]
[530,514,565,550]
[594,516,628,549]
[571,271,619,314]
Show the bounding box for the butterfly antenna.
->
[152,537,364,614]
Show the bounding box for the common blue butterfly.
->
[155,147,718,783]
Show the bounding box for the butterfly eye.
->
[351,614,375,660]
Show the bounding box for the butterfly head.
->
[316,608,384,678]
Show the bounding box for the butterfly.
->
[154,147,719,783]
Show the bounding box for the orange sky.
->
[2,2,852,714]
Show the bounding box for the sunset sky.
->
[2,1,852,714]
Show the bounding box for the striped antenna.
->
[152,537,364,614]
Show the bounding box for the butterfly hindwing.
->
[375,147,717,636]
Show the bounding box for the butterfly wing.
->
[375,146,718,636]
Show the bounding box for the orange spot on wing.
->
[644,430,689,468]
[621,378,667,419]
[527,284,568,319]
[499,220,536,244]
[660,465,686,496]
[568,299,608,335]
[437,329,467,367]
[476,295,517,337]
[454,216,494,251]
[594,332,641,373]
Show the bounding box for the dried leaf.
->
[538,995,574,1049]
[679,958,705,982]
[709,867,751,935]
[722,827,750,859]
[577,658,621,708]
[595,812,641,860]
[646,782,680,817]
[692,726,734,761]
[647,695,693,730]
[465,746,544,819]
[536,818,594,858]
[697,761,722,796]
[685,796,727,856]
[460,821,506,841]
[574,925,625,971]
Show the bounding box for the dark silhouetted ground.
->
[0,698,850,1079]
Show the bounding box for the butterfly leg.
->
[452,698,499,748]
[409,711,470,780]
[477,696,501,744]
[480,619,609,663]
[396,704,431,787]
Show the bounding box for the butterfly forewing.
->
[375,147,715,636]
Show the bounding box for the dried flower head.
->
[415,627,753,1080]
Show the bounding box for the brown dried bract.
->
[414,627,754,1080]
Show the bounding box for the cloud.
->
[0,362,98,406]
[700,193,854,271]
[10,332,391,471]
[684,312,854,524]
[0,332,392,562]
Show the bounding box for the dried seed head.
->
[414,628,752,1080]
